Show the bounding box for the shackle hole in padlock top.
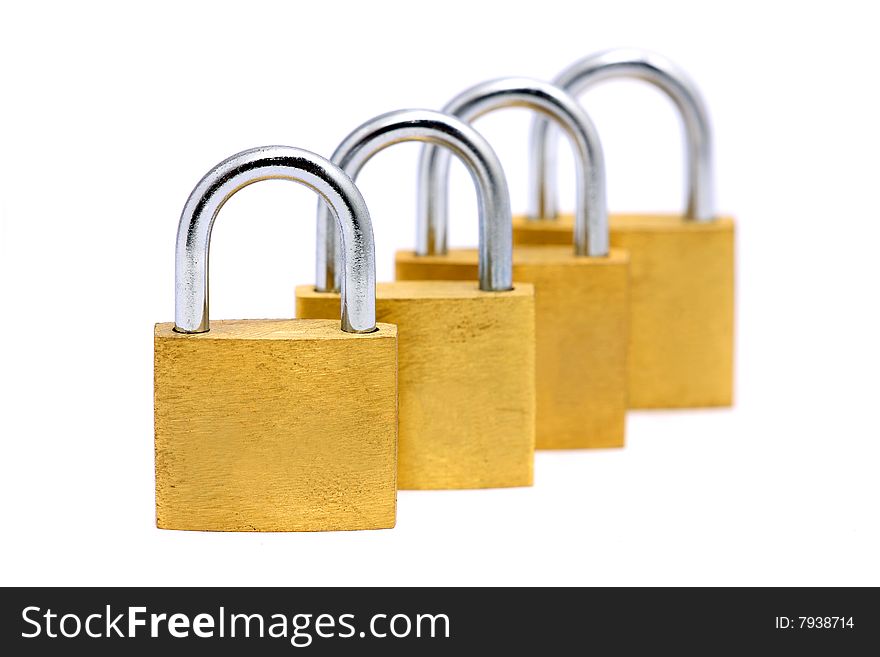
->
[416,77,609,259]
[174,145,377,335]
[315,109,514,294]
[527,48,716,223]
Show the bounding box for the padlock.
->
[519,48,735,409]
[296,109,536,488]
[395,78,629,450]
[154,146,398,531]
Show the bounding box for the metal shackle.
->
[528,48,715,222]
[316,109,513,293]
[175,145,377,334]
[416,77,608,258]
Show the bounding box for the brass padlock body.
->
[513,213,735,408]
[296,281,535,489]
[395,247,629,449]
[154,318,399,531]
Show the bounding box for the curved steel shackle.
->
[175,145,377,334]
[417,77,608,258]
[528,48,715,222]
[316,109,513,293]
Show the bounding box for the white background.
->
[1,0,878,586]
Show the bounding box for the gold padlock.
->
[395,78,629,449]
[154,146,398,531]
[296,109,536,488]
[516,49,735,409]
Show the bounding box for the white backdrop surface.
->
[0,0,877,586]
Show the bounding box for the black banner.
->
[1,587,876,654]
